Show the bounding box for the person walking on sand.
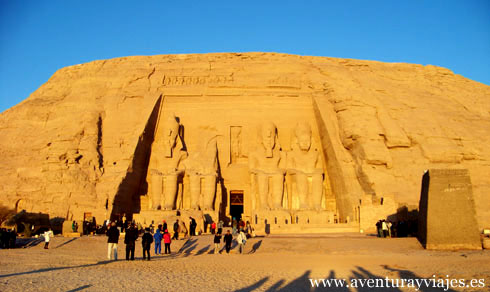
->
[142,228,153,261]
[43,229,53,249]
[224,230,233,254]
[153,228,163,255]
[163,229,171,254]
[237,229,247,254]
[172,219,179,240]
[125,223,138,261]
[214,232,222,254]
[106,222,120,260]
[217,220,223,235]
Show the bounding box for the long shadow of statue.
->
[234,277,269,292]
[310,270,350,292]
[350,266,403,292]
[382,265,457,292]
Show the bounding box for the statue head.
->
[295,122,312,152]
[260,122,277,157]
[162,114,180,157]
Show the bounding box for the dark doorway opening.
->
[230,191,244,221]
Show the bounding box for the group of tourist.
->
[375,219,417,238]
[0,228,16,249]
[105,216,254,260]
[213,228,248,254]
[152,226,172,256]
[106,221,174,261]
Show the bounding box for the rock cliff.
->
[0,53,488,228]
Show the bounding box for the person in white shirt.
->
[43,229,54,249]
[236,229,247,254]
[381,220,389,238]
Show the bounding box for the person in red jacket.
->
[163,229,172,254]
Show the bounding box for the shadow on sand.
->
[66,284,92,292]
[232,266,458,292]
[0,260,113,279]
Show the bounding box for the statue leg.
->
[271,174,284,210]
[311,174,323,210]
[257,173,269,211]
[150,173,163,210]
[296,173,308,209]
[189,175,200,210]
[163,175,178,210]
[202,175,216,210]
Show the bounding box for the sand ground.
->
[0,233,489,292]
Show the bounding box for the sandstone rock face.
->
[0,53,489,230]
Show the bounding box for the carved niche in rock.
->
[287,122,324,210]
[183,127,219,211]
[249,122,286,211]
[149,115,187,210]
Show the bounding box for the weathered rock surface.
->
[0,53,489,229]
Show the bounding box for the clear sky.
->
[1,0,489,113]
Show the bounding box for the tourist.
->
[149,221,154,233]
[163,229,171,254]
[43,229,53,249]
[125,224,138,261]
[239,219,245,231]
[189,217,197,236]
[9,229,16,249]
[245,221,252,237]
[0,228,5,249]
[232,218,237,235]
[214,232,222,254]
[172,219,179,240]
[72,221,78,233]
[142,228,153,261]
[237,229,247,254]
[153,228,163,255]
[106,222,120,260]
[116,220,123,233]
[217,220,223,235]
[162,220,167,232]
[211,221,216,234]
[382,220,389,238]
[123,219,129,233]
[375,220,382,237]
[387,221,393,237]
[203,218,209,233]
[224,230,233,254]
[391,221,398,238]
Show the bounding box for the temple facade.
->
[132,93,348,234]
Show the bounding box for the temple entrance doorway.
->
[230,190,244,221]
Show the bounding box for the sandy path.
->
[0,234,489,292]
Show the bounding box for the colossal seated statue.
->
[149,115,187,210]
[249,122,286,210]
[287,122,324,210]
[183,127,219,211]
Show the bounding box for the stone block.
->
[418,169,481,250]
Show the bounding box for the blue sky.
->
[1,0,489,113]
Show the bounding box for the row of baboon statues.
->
[148,116,324,212]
